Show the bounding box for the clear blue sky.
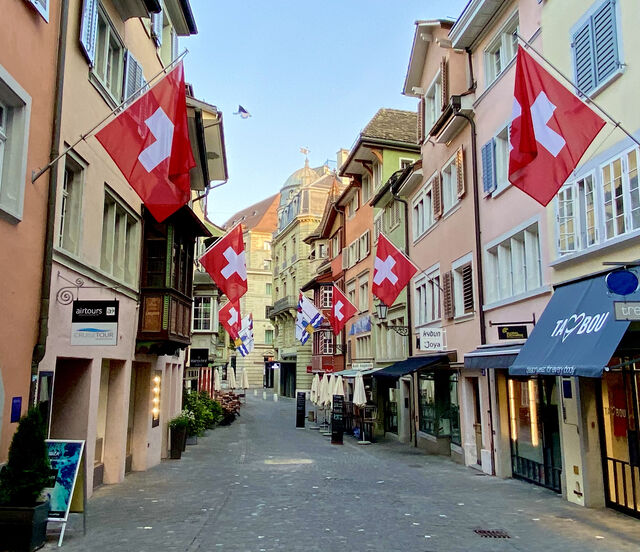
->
[182,0,470,225]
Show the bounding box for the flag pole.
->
[515,33,640,148]
[32,49,190,184]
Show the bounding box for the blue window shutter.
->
[152,11,163,47]
[481,140,496,194]
[572,20,596,93]
[79,0,99,66]
[593,0,619,84]
[123,52,146,102]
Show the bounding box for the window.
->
[355,334,372,359]
[424,71,442,132]
[387,201,401,229]
[331,233,340,258]
[348,240,359,268]
[58,155,84,254]
[358,274,369,312]
[264,241,271,250]
[482,124,510,194]
[193,297,213,331]
[414,267,441,325]
[24,0,49,21]
[452,255,474,317]
[93,7,125,101]
[556,174,597,255]
[373,162,382,189]
[263,259,272,271]
[266,282,272,295]
[318,242,327,258]
[418,371,460,444]
[602,149,640,239]
[485,223,542,304]
[348,193,358,219]
[265,329,274,345]
[0,67,31,221]
[100,190,140,285]
[485,13,519,85]
[572,0,621,95]
[361,174,371,203]
[374,212,384,241]
[376,313,406,361]
[400,158,413,170]
[358,231,370,260]
[347,280,356,309]
[441,156,458,213]
[320,331,333,354]
[412,178,434,240]
[123,52,146,104]
[321,285,333,308]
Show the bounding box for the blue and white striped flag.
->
[235,314,254,357]
[295,292,324,345]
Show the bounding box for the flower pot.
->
[0,500,50,551]
[169,426,187,459]
[185,435,198,445]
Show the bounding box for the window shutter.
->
[572,20,596,93]
[432,173,443,220]
[342,248,349,270]
[123,51,145,102]
[364,230,370,256]
[374,216,383,240]
[593,0,619,84]
[79,0,99,66]
[456,147,465,199]
[417,98,425,144]
[442,270,454,319]
[440,56,449,111]
[171,29,179,61]
[152,11,163,47]
[481,140,497,194]
[462,264,474,313]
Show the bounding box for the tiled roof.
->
[222,193,280,233]
[361,108,417,143]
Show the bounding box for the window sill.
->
[491,180,512,199]
[582,66,625,101]
[483,285,551,312]
[473,55,518,108]
[551,227,640,267]
[453,313,475,324]
[413,222,437,246]
[441,202,462,221]
[89,72,120,110]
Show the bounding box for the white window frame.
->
[414,264,440,326]
[484,12,519,86]
[93,6,125,102]
[321,285,333,308]
[424,70,442,133]
[0,65,31,222]
[348,239,359,268]
[346,280,357,310]
[358,273,369,312]
[399,158,413,170]
[193,296,214,332]
[441,153,459,214]
[451,253,473,318]
[412,174,436,241]
[374,211,384,241]
[601,147,640,240]
[24,0,49,21]
[347,192,358,219]
[358,230,370,260]
[373,162,383,189]
[355,333,372,359]
[58,152,85,255]
[556,172,598,255]
[361,174,371,203]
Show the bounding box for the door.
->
[472,378,482,466]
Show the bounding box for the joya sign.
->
[419,327,445,352]
[550,310,610,342]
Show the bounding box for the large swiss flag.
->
[509,47,605,206]
[95,62,195,222]
[199,225,248,302]
[372,234,418,307]
[330,285,357,336]
[219,299,241,339]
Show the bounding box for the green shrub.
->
[183,391,213,436]
[169,410,193,430]
[0,407,51,506]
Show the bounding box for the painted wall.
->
[0,0,58,460]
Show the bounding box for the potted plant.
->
[0,407,52,551]
[168,411,192,459]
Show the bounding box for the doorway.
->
[472,377,482,466]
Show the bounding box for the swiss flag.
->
[199,225,247,302]
[219,299,241,339]
[95,62,195,222]
[330,285,357,336]
[509,47,605,206]
[372,234,418,307]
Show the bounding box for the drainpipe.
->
[30,0,69,405]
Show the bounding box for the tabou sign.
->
[71,300,119,346]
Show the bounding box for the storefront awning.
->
[510,274,633,378]
[464,344,521,370]
[373,355,449,378]
[337,367,383,378]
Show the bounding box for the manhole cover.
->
[474,528,510,538]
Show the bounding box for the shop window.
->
[418,370,460,444]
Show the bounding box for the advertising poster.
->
[43,440,85,521]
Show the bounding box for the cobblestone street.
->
[47,393,640,552]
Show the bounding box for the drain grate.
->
[474,528,510,539]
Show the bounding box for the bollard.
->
[273,393,278,402]
[262,391,267,400]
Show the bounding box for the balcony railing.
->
[269,295,298,317]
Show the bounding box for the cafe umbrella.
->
[353,372,370,444]
[213,368,221,393]
[241,368,249,390]
[228,366,237,390]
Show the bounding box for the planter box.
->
[0,500,50,551]
[185,435,198,445]
[170,426,187,459]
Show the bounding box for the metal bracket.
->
[55,271,121,305]
[384,323,410,336]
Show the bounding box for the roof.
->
[361,108,418,144]
[449,0,507,50]
[222,193,280,234]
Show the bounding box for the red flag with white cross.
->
[95,62,195,222]
[372,233,418,307]
[508,47,605,206]
[219,299,242,339]
[199,225,248,302]
[330,285,357,336]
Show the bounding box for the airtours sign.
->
[71,300,119,346]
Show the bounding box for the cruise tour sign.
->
[71,300,119,346]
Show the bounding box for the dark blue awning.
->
[510,275,633,378]
[464,344,521,370]
[373,354,449,378]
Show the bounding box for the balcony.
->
[269,295,298,318]
[137,289,192,355]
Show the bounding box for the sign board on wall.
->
[71,300,118,346]
[189,348,209,367]
[497,325,528,340]
[419,327,445,352]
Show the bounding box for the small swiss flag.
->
[219,299,241,339]
[95,62,195,222]
[509,47,605,206]
[199,225,248,302]
[330,285,357,336]
[372,234,418,307]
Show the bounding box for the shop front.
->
[509,271,640,515]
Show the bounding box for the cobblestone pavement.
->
[45,392,640,552]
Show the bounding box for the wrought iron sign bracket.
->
[55,271,121,305]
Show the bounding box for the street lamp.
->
[376,301,388,321]
[375,301,409,336]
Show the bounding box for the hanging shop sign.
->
[71,300,118,346]
[189,348,209,368]
[497,325,528,340]
[419,327,445,352]
[606,269,639,296]
[614,301,640,321]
